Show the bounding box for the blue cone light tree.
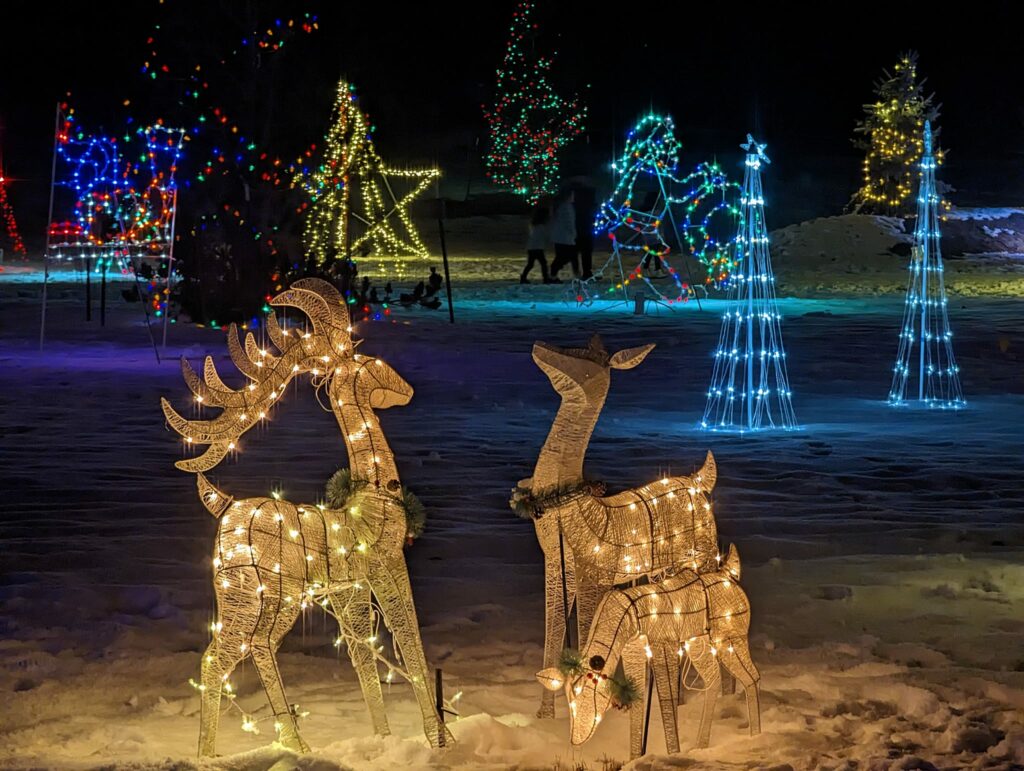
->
[702,135,797,432]
[888,121,964,409]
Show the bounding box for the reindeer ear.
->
[609,343,655,370]
[536,668,565,691]
[696,450,717,492]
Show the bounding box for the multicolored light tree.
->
[888,121,964,409]
[701,135,797,432]
[293,80,439,276]
[134,2,323,322]
[849,52,943,217]
[0,156,27,257]
[484,0,586,204]
[582,114,739,305]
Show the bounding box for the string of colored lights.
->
[293,79,439,276]
[887,121,964,410]
[578,114,739,306]
[701,135,797,432]
[483,0,586,204]
[136,3,321,251]
[850,52,946,218]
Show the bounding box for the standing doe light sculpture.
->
[512,335,720,719]
[161,279,450,756]
[537,545,760,758]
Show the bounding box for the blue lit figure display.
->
[888,121,964,409]
[577,114,739,307]
[701,135,797,432]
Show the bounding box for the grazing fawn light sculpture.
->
[161,278,449,756]
[537,545,760,758]
[513,335,719,719]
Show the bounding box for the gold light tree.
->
[161,279,451,755]
[849,52,944,217]
[537,545,760,758]
[294,80,439,274]
[511,335,720,719]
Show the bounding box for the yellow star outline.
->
[348,151,440,263]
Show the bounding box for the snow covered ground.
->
[1,216,1023,770]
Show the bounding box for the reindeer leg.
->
[330,586,390,737]
[688,636,721,749]
[652,644,681,754]
[538,537,568,719]
[369,557,454,748]
[248,597,307,753]
[719,638,761,736]
[574,574,603,648]
[621,639,648,761]
[198,635,244,757]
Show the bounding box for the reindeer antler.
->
[162,279,354,473]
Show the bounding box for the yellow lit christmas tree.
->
[294,80,439,274]
[848,52,944,218]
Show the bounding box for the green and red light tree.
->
[483,1,586,204]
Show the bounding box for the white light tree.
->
[702,135,797,432]
[888,120,964,408]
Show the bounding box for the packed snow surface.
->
[1,215,1023,770]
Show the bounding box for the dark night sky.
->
[2,1,1022,236]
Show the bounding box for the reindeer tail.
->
[722,543,741,581]
[197,472,233,517]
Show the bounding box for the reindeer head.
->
[332,353,413,411]
[536,653,620,746]
[533,335,654,405]
[161,278,407,472]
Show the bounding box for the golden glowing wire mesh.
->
[162,278,450,756]
[520,335,721,719]
[537,546,760,758]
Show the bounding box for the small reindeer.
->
[537,545,760,758]
[161,279,449,756]
[516,335,719,718]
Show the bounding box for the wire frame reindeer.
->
[537,545,760,758]
[161,278,450,756]
[512,335,720,718]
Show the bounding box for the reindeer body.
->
[522,336,720,718]
[538,546,760,758]
[162,280,447,756]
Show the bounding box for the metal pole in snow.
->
[438,199,454,324]
[40,102,61,350]
[162,187,179,349]
[435,668,446,748]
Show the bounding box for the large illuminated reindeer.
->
[536,545,760,758]
[161,279,449,756]
[513,335,719,718]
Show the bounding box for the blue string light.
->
[887,121,964,409]
[701,135,797,432]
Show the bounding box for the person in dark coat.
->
[571,179,597,279]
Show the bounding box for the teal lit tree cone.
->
[887,121,964,409]
[701,135,797,432]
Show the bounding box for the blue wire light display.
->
[576,114,739,306]
[701,135,797,432]
[52,113,185,261]
[49,109,186,318]
[887,121,964,409]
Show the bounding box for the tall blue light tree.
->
[888,121,964,409]
[701,135,797,432]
